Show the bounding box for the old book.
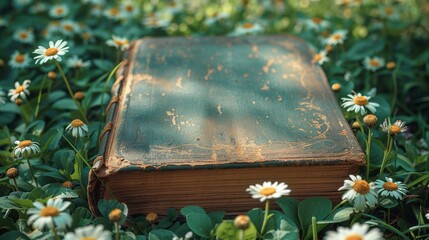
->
[88,35,365,215]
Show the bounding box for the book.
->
[88,35,365,215]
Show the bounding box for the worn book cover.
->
[88,35,365,215]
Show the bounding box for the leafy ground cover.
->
[0,0,428,239]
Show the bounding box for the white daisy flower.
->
[374,177,407,200]
[104,7,122,20]
[303,17,330,31]
[13,29,35,44]
[120,0,139,19]
[312,50,329,65]
[66,55,91,69]
[232,22,263,36]
[379,5,400,20]
[426,213,429,220]
[246,181,291,202]
[325,30,348,46]
[9,51,31,69]
[204,12,230,25]
[65,119,89,137]
[30,2,47,14]
[49,4,69,18]
[27,198,72,230]
[64,225,112,240]
[165,0,184,14]
[0,18,8,27]
[106,35,130,51]
[185,231,193,239]
[324,222,384,240]
[8,79,31,102]
[12,140,40,158]
[59,20,80,36]
[13,0,32,8]
[142,13,172,29]
[363,56,385,72]
[338,175,378,212]
[33,39,69,64]
[380,119,408,135]
[341,92,380,115]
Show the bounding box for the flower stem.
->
[12,178,19,191]
[391,65,398,114]
[379,134,394,178]
[366,127,372,180]
[260,200,270,235]
[114,222,120,240]
[54,60,88,123]
[52,225,61,240]
[312,216,317,240]
[26,157,38,187]
[239,230,245,240]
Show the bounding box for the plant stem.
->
[331,199,348,213]
[391,68,398,114]
[35,76,46,119]
[54,60,88,123]
[115,222,120,240]
[12,178,19,191]
[26,157,38,187]
[379,134,393,178]
[260,200,270,235]
[366,127,372,180]
[52,225,61,240]
[239,229,245,240]
[312,216,317,240]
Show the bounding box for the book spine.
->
[87,58,130,215]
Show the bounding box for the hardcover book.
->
[88,35,365,215]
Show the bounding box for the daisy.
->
[30,2,47,14]
[13,29,35,44]
[324,222,384,240]
[8,80,31,102]
[66,119,89,137]
[9,51,30,69]
[59,20,80,36]
[66,55,91,69]
[64,225,112,240]
[304,17,330,31]
[12,140,40,158]
[341,92,380,115]
[142,13,171,29]
[33,39,69,64]
[120,0,139,19]
[104,7,122,20]
[380,119,408,135]
[27,198,72,230]
[246,181,291,202]
[379,5,400,20]
[12,0,32,8]
[312,50,329,65]
[325,30,348,46]
[363,56,385,72]
[338,175,378,211]
[426,213,429,220]
[49,4,69,18]
[165,0,184,14]
[374,177,407,200]
[106,35,130,51]
[232,22,263,36]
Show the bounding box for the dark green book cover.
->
[89,35,365,215]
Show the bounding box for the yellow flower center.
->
[242,22,254,29]
[169,1,177,7]
[110,8,119,15]
[353,96,368,106]
[312,17,322,24]
[71,119,84,127]
[81,238,96,240]
[125,5,134,12]
[19,32,28,39]
[114,39,129,46]
[45,48,58,56]
[331,83,341,91]
[150,18,158,26]
[82,32,92,40]
[332,34,342,41]
[353,180,370,194]
[15,54,25,63]
[64,24,73,31]
[39,206,60,217]
[15,86,25,94]
[384,7,394,15]
[386,62,396,69]
[369,59,380,67]
[55,7,64,15]
[312,54,322,62]
[345,234,363,240]
[259,187,276,196]
[146,212,158,222]
[18,140,32,148]
[390,125,401,134]
[383,182,398,191]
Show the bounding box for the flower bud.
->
[386,61,396,70]
[234,215,250,230]
[146,212,158,223]
[363,114,378,128]
[48,71,57,80]
[6,168,19,178]
[15,98,23,106]
[74,91,85,100]
[109,208,123,222]
[331,83,341,92]
[62,181,74,189]
[352,121,360,129]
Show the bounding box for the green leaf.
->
[298,197,332,235]
[215,220,257,240]
[28,187,47,201]
[52,99,78,110]
[180,205,206,216]
[346,39,385,61]
[186,213,213,238]
[0,216,16,230]
[166,208,179,221]
[10,198,34,208]
[208,211,225,225]
[92,217,113,230]
[276,198,300,227]
[148,229,175,240]
[379,198,399,209]
[317,207,354,224]
[0,230,30,240]
[97,199,128,225]
[72,207,94,228]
